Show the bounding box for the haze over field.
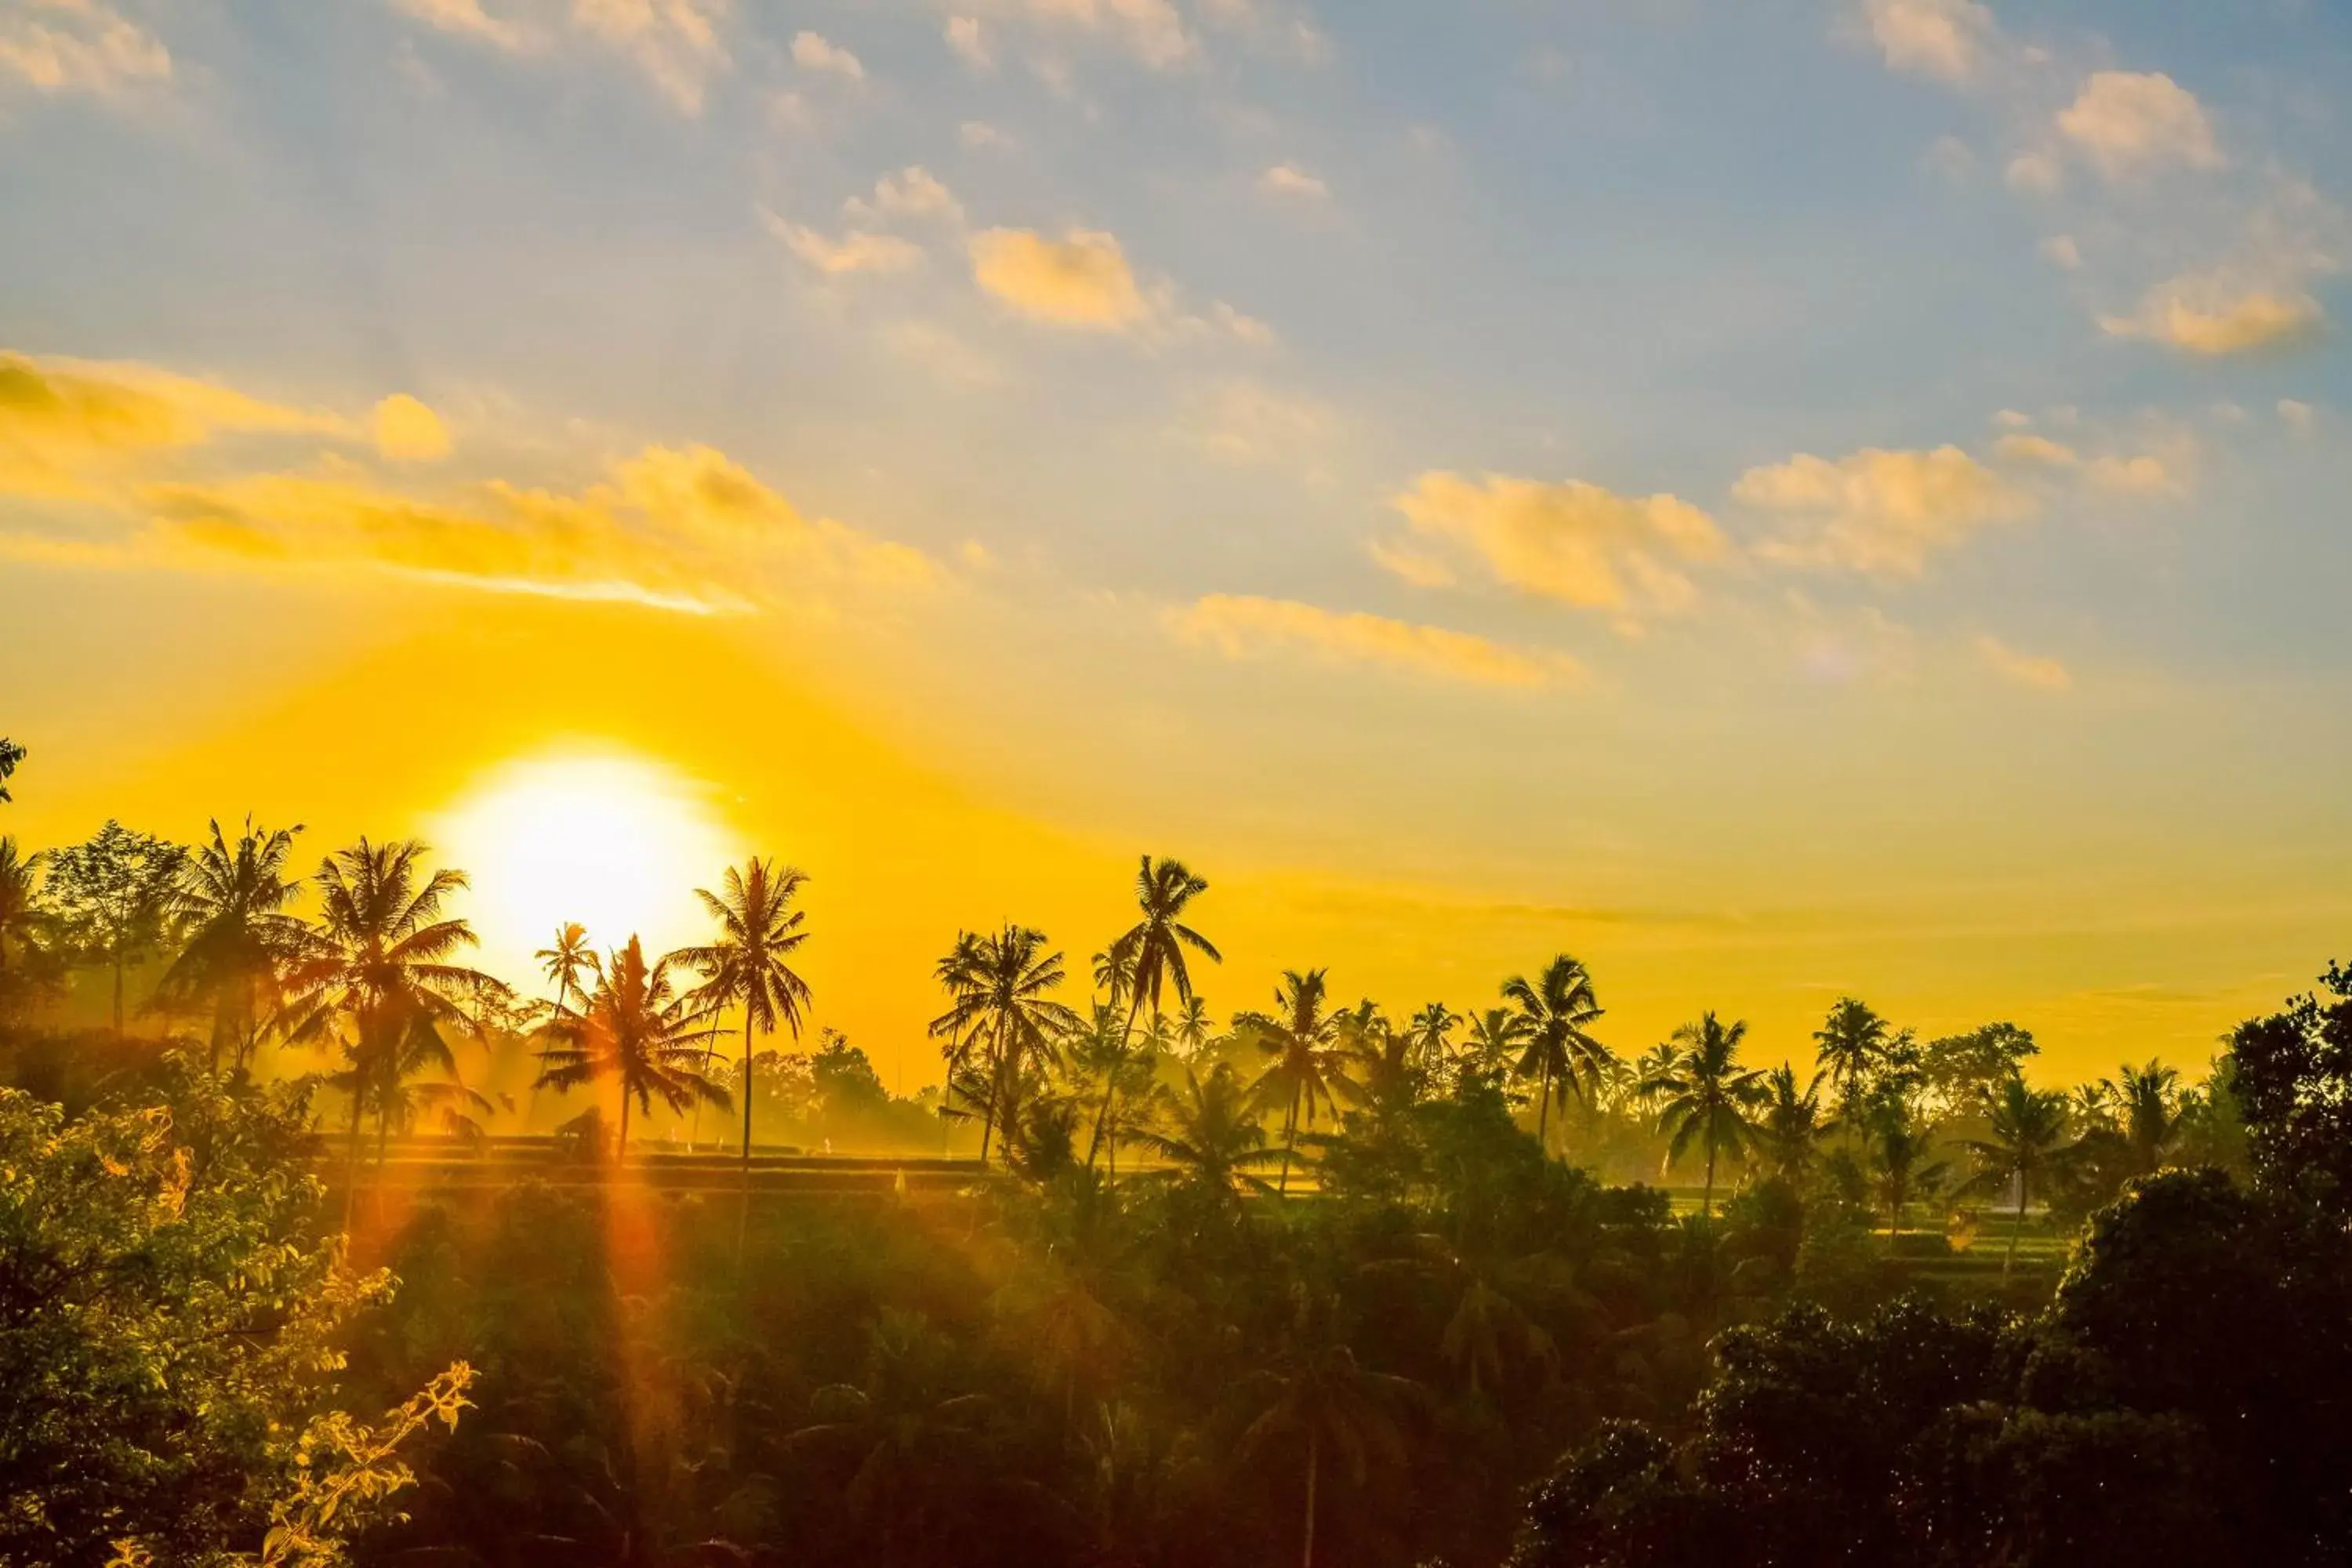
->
[5,0,2350,1083]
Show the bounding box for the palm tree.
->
[1813,995,1891,1121]
[0,837,39,977]
[1501,955,1609,1154]
[1251,969,1348,1196]
[532,935,729,1156]
[2105,1058,2183,1176]
[1405,1002,1459,1077]
[1754,1063,1830,1184]
[274,838,503,1227]
[535,922,597,1016]
[1238,1295,1423,1568]
[1174,992,1214,1062]
[1864,1094,1946,1237]
[1646,1012,1766,1217]
[1459,1007,1527,1083]
[1095,856,1220,1172]
[926,924,1079,1164]
[1959,1074,2077,1279]
[1069,1001,1160,1178]
[674,858,811,1161]
[1136,1062,1283,1203]
[154,816,307,1076]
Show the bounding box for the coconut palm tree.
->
[1252,968,1349,1196]
[1238,1294,1424,1568]
[154,816,307,1076]
[1095,856,1220,1171]
[0,737,21,803]
[535,922,597,1016]
[273,838,503,1227]
[2105,1058,2183,1176]
[1136,1062,1283,1203]
[1405,1002,1459,1077]
[1959,1073,2078,1279]
[1070,1000,1160,1178]
[1864,1094,1947,1237]
[1501,955,1609,1154]
[0,836,40,977]
[1174,992,1214,1062]
[1646,1012,1766,1217]
[926,924,1079,1164]
[532,935,728,1156]
[1813,995,1892,1122]
[1754,1063,1831,1184]
[674,858,811,1161]
[1459,1007,1527,1084]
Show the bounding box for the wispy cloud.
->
[1976,633,2071,691]
[0,0,171,96]
[1737,445,2033,575]
[1168,594,1581,688]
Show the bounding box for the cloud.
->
[790,28,863,81]
[0,350,339,498]
[1862,0,1991,83]
[1258,162,1328,201]
[1994,430,2176,495]
[1976,634,2071,691]
[392,0,528,52]
[2041,234,2082,270]
[1180,378,1333,465]
[1168,594,1579,688]
[945,15,990,71]
[960,118,1011,149]
[2278,398,2315,433]
[571,0,728,112]
[844,166,962,227]
[878,319,1002,388]
[1388,471,1725,619]
[2004,150,2062,195]
[0,0,170,95]
[372,394,452,462]
[2100,275,2325,356]
[1737,445,2033,575]
[2056,71,2223,180]
[970,227,1149,329]
[764,210,923,275]
[1993,432,2075,467]
[1018,0,1192,69]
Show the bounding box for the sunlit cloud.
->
[970,227,1149,329]
[1860,0,1993,84]
[960,118,1011,148]
[1012,0,1192,71]
[764,209,924,276]
[571,0,729,112]
[2100,276,2325,356]
[1976,633,2071,691]
[0,350,341,499]
[0,0,171,95]
[372,394,452,463]
[2056,71,2223,181]
[790,28,863,82]
[2278,398,2316,434]
[1386,470,1725,621]
[1738,445,2034,576]
[1258,162,1329,201]
[392,0,530,53]
[945,15,991,71]
[1168,593,1581,688]
[844,166,963,227]
[1178,378,1334,466]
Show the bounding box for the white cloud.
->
[2004,150,2063,196]
[1863,0,1993,83]
[393,0,529,52]
[1258,162,1329,201]
[790,28,863,81]
[844,166,963,227]
[1015,0,1192,69]
[2278,397,2316,433]
[0,0,170,95]
[960,119,1011,149]
[945,15,991,71]
[2041,234,2082,270]
[2056,71,2223,180]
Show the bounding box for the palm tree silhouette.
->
[1251,968,1348,1196]
[1646,1011,1766,1217]
[1459,1006,1527,1084]
[674,858,811,1161]
[155,816,306,1076]
[926,924,1078,1165]
[1755,1063,1830,1184]
[1135,1062,1283,1202]
[274,838,503,1227]
[1174,992,1215,1062]
[1959,1073,2077,1279]
[1501,955,1608,1156]
[1813,995,1891,1123]
[1094,856,1220,1174]
[535,922,597,1016]
[532,935,729,1157]
[1405,1002,1459,1077]
[2105,1058,2183,1176]
[0,836,39,978]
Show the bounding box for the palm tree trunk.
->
[2003,1171,2026,1280]
[112,952,125,1034]
[619,1092,631,1160]
[1702,1128,1717,1218]
[1537,1058,1553,1154]
[342,1080,366,1232]
[1279,1088,1301,1196]
[1301,1429,1320,1568]
[740,1013,757,1162]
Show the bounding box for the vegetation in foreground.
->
[2,735,2347,1566]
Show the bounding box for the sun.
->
[433,750,737,996]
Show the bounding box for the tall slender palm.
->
[932,931,988,1137]
[1646,1012,1766,1217]
[1136,1062,1284,1203]
[1238,1297,1423,1568]
[2104,1058,2183,1177]
[533,935,729,1156]
[1252,969,1348,1196]
[1174,992,1214,1062]
[674,858,811,1161]
[1501,955,1609,1155]
[0,837,39,977]
[1071,1001,1158,1177]
[1813,996,1891,1123]
[535,922,597,1016]
[274,838,502,1227]
[1405,1002,1459,1077]
[155,816,307,1076]
[1864,1095,1946,1237]
[1095,856,1220,1172]
[1754,1063,1830,1184]
[1459,1007,1527,1083]
[926,924,1079,1165]
[1959,1074,2077,1279]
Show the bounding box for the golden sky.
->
[5,0,2351,1086]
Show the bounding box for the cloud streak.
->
[1169,594,1580,688]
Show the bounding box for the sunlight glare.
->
[434,750,735,999]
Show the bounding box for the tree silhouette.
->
[1136,1062,1283,1203]
[1459,1006,1528,1084]
[675,858,811,1161]
[1502,955,1609,1155]
[42,821,186,1033]
[1646,1011,1766,1217]
[1959,1073,2077,1279]
[274,838,503,1225]
[0,836,38,980]
[926,924,1077,1164]
[1251,968,1348,1195]
[1238,1294,1424,1568]
[154,817,306,1075]
[532,935,728,1156]
[0,737,21,803]
[2106,1058,2183,1177]
[1813,996,1892,1123]
[1096,856,1219,1174]
[1755,1063,1830,1184]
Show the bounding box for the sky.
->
[3,0,2350,1089]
